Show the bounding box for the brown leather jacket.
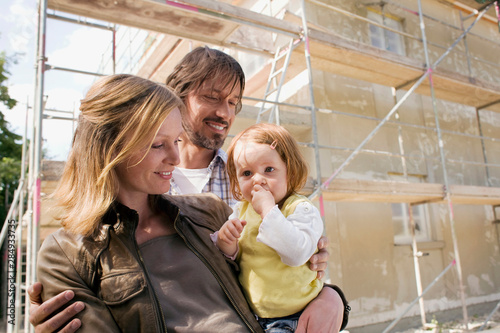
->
[37,193,264,332]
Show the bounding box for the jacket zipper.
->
[175,221,258,333]
[131,214,169,332]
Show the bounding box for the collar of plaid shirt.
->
[169,149,236,208]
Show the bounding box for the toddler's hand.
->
[217,218,247,257]
[218,218,246,245]
[251,184,275,217]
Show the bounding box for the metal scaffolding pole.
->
[298,3,327,216]
[300,0,323,204]
[14,100,30,333]
[23,95,35,333]
[3,7,118,328]
[409,202,427,328]
[25,1,48,332]
[299,0,333,284]
[476,108,492,187]
[393,86,427,328]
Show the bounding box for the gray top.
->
[140,234,248,332]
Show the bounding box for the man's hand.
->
[296,286,343,333]
[28,282,84,333]
[309,236,329,280]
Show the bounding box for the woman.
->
[36,74,345,332]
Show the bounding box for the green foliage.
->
[0,52,17,110]
[0,157,21,219]
[0,52,22,223]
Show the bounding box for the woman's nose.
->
[165,146,180,166]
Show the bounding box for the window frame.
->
[367,9,406,56]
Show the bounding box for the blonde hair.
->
[53,74,183,236]
[226,123,308,203]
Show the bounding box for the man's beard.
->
[183,121,225,150]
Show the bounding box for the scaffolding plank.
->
[47,0,241,46]
[303,178,500,205]
[303,28,500,112]
[320,179,445,203]
[408,68,500,110]
[449,184,500,205]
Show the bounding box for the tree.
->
[0,51,22,224]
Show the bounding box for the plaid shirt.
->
[169,149,237,208]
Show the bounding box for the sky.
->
[1,0,112,160]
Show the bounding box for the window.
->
[390,175,431,244]
[367,10,406,56]
[392,202,431,244]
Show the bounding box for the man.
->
[165,46,245,207]
[28,46,349,332]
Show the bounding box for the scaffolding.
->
[2,0,500,331]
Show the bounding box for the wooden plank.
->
[326,179,445,203]
[47,0,241,46]
[414,69,500,108]
[304,29,500,111]
[302,178,500,205]
[449,185,500,205]
[246,38,500,113]
[442,0,499,20]
[170,0,301,37]
[302,178,445,203]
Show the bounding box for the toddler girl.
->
[214,123,324,332]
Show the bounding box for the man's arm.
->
[28,282,84,333]
[36,234,120,333]
[304,235,351,331]
[296,285,350,333]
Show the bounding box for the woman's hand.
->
[28,282,84,333]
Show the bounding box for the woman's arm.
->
[36,233,120,333]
